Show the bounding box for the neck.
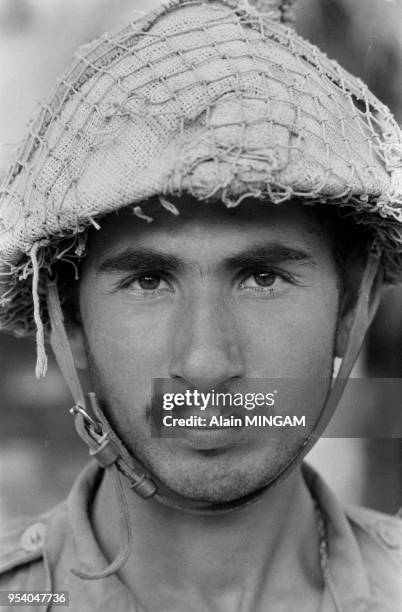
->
[91,464,323,611]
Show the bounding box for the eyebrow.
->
[222,245,315,271]
[97,249,184,275]
[97,244,315,275]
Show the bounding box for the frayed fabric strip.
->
[30,243,48,378]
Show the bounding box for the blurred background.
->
[0,0,401,525]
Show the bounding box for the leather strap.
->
[48,280,85,408]
[261,241,382,490]
[47,281,157,500]
[308,241,382,438]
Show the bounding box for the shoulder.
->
[345,505,402,602]
[0,515,48,591]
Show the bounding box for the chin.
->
[143,453,291,504]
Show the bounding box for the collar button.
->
[376,520,401,550]
[20,522,46,552]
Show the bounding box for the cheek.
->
[235,287,339,428]
[237,287,339,378]
[80,290,173,407]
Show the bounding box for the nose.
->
[168,296,245,388]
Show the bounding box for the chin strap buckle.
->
[70,402,102,435]
[70,398,120,468]
[70,394,157,498]
[90,435,121,468]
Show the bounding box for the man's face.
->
[76,199,342,502]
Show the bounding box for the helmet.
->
[0,0,401,349]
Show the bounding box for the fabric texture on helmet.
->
[0,0,401,353]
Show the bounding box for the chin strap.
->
[46,242,381,579]
[47,279,158,498]
[258,240,383,489]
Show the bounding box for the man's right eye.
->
[115,272,173,297]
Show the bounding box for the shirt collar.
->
[45,460,373,612]
[303,463,372,612]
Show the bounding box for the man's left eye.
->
[241,271,280,289]
[136,275,164,290]
[243,271,277,288]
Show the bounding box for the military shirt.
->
[0,461,401,611]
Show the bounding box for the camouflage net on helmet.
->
[0,0,401,376]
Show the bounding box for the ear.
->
[65,322,89,371]
[335,255,383,358]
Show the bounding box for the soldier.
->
[0,0,401,610]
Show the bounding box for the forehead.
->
[84,198,330,264]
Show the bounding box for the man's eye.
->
[238,269,296,296]
[136,275,163,290]
[242,271,277,288]
[117,273,172,295]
